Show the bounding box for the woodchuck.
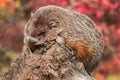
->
[24,5,104,73]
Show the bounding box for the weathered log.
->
[2,44,95,80]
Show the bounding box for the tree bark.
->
[1,42,95,80]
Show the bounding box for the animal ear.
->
[48,21,57,28]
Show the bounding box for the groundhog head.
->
[24,5,68,51]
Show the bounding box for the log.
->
[2,44,95,80]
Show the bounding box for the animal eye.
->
[48,21,57,28]
[37,31,45,36]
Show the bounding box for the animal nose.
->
[27,36,38,45]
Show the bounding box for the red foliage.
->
[57,0,67,7]
[0,0,17,13]
[0,22,24,52]
[0,0,8,7]
[101,56,120,74]
[94,55,120,80]
[104,36,110,46]
[73,3,88,14]
[96,10,102,19]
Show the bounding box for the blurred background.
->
[0,0,120,80]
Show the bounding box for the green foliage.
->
[106,74,120,80]
[0,45,18,75]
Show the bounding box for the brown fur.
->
[66,40,92,62]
